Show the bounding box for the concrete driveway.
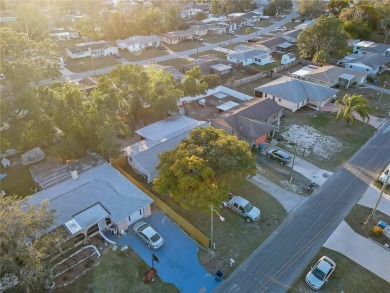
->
[323,221,390,283]
[106,210,218,293]
[358,184,390,216]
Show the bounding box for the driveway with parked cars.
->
[105,210,218,293]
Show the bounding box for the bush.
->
[370,226,384,238]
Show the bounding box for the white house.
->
[254,76,340,112]
[66,40,119,59]
[337,53,389,75]
[26,153,153,242]
[190,23,227,36]
[124,115,209,183]
[353,40,390,56]
[116,35,160,52]
[227,45,273,66]
[49,28,79,41]
[281,53,296,65]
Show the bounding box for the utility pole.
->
[377,80,387,110]
[210,204,214,250]
[289,142,297,182]
[368,173,390,223]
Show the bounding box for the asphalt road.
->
[214,120,390,293]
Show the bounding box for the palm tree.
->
[335,94,372,126]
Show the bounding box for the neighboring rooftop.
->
[291,65,367,83]
[160,30,193,39]
[354,40,390,54]
[117,35,160,45]
[255,36,289,50]
[339,53,390,69]
[228,46,269,60]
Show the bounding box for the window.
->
[129,157,132,161]
[349,65,352,68]
[273,97,275,101]
[278,98,281,102]
[265,94,268,98]
[365,69,369,72]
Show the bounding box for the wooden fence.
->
[112,156,210,249]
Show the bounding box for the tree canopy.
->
[298,0,325,17]
[0,195,63,291]
[153,127,256,211]
[182,66,208,97]
[335,94,372,126]
[297,16,347,64]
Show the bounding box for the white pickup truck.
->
[221,193,261,223]
[379,162,390,187]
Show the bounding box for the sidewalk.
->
[249,174,306,213]
[358,184,390,216]
[323,221,390,283]
[362,83,390,95]
[321,103,387,129]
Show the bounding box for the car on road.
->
[274,26,286,32]
[113,52,121,58]
[133,221,164,249]
[266,149,291,165]
[305,256,336,290]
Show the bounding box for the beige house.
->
[160,30,194,45]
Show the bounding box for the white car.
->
[274,26,286,32]
[379,163,390,186]
[305,256,336,290]
[133,221,164,249]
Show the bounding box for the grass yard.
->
[235,77,274,95]
[336,87,390,118]
[247,60,281,72]
[284,22,300,30]
[188,50,227,60]
[281,109,375,171]
[235,27,257,35]
[56,249,178,293]
[164,41,204,52]
[118,48,168,62]
[157,58,191,69]
[254,20,273,28]
[0,164,36,197]
[288,247,390,293]
[368,30,386,44]
[65,56,120,73]
[345,205,390,246]
[202,34,234,44]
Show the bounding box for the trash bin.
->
[215,270,223,282]
[378,221,388,229]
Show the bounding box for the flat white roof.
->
[339,73,355,81]
[135,115,200,141]
[217,101,239,111]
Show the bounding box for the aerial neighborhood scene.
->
[2,0,390,292]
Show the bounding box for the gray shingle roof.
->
[118,35,160,46]
[256,37,288,49]
[228,48,269,61]
[255,76,339,103]
[26,162,153,230]
[344,53,390,69]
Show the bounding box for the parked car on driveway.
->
[133,221,164,249]
[113,52,121,58]
[266,149,291,165]
[305,256,336,290]
[378,162,390,187]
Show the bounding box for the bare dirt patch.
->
[281,124,343,160]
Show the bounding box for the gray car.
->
[266,149,291,165]
[305,256,336,290]
[133,221,164,249]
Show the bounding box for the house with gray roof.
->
[210,98,283,147]
[255,36,290,52]
[66,40,118,59]
[291,65,367,88]
[160,30,194,44]
[26,153,153,241]
[353,41,390,56]
[254,76,340,112]
[337,53,389,75]
[116,35,160,53]
[124,116,208,183]
[227,45,273,66]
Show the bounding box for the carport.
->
[105,210,218,293]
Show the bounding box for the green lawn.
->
[288,248,390,292]
[254,20,273,28]
[234,27,257,35]
[188,50,227,59]
[164,41,204,52]
[281,110,375,171]
[201,34,234,44]
[56,249,178,293]
[156,58,191,69]
[247,60,281,72]
[65,56,120,73]
[0,164,36,197]
[234,77,274,96]
[118,48,168,62]
[368,30,386,44]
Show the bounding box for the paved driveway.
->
[106,210,218,293]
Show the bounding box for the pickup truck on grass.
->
[221,193,261,223]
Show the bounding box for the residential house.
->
[280,53,296,65]
[353,41,390,56]
[26,153,153,242]
[75,76,99,92]
[160,30,194,44]
[210,63,233,76]
[116,35,160,52]
[66,40,119,59]
[152,64,185,82]
[49,28,79,41]
[190,23,227,36]
[281,28,302,43]
[255,36,289,52]
[180,8,203,19]
[210,98,283,147]
[227,45,273,66]
[222,16,248,31]
[337,53,390,75]
[254,76,340,112]
[124,115,208,183]
[291,64,367,88]
[193,4,211,12]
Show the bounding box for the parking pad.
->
[106,210,218,293]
